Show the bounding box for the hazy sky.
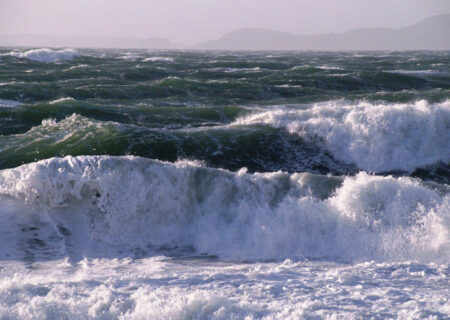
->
[1,0,449,44]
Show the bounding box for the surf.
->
[0,156,447,263]
[234,100,450,173]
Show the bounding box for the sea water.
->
[0,48,448,319]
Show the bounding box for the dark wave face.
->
[0,49,449,182]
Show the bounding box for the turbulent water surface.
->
[0,48,449,319]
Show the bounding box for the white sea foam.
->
[275,84,303,88]
[317,65,344,70]
[204,67,261,73]
[389,69,448,76]
[234,100,450,172]
[0,156,447,263]
[0,257,448,319]
[0,81,25,86]
[0,156,448,319]
[62,64,89,71]
[143,56,175,62]
[49,97,76,104]
[0,257,447,319]
[9,48,78,62]
[122,52,141,60]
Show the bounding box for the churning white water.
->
[0,156,448,319]
[235,100,450,173]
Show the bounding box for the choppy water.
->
[0,48,449,319]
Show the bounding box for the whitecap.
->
[143,56,175,62]
[48,97,76,104]
[9,48,78,62]
[62,64,89,72]
[234,100,450,173]
[317,65,344,70]
[121,52,141,60]
[388,69,447,76]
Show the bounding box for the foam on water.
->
[122,52,141,61]
[0,49,449,319]
[0,156,447,263]
[235,100,450,172]
[62,64,89,71]
[9,48,78,62]
[0,257,448,319]
[389,69,448,76]
[48,97,76,104]
[143,56,175,62]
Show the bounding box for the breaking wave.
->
[9,48,78,62]
[0,156,447,263]
[234,100,450,172]
[48,97,77,104]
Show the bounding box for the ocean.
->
[0,48,448,319]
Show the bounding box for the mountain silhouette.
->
[193,14,450,50]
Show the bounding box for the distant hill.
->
[1,14,448,50]
[193,14,450,51]
[0,34,177,49]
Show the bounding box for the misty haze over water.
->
[1,14,450,50]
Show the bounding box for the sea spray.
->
[234,100,450,172]
[0,156,447,262]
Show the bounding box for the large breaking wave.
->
[235,100,450,173]
[0,156,447,263]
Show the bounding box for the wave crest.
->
[9,48,78,62]
[234,100,450,172]
[0,156,447,263]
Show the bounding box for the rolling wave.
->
[0,156,447,262]
[0,113,350,174]
[235,100,450,172]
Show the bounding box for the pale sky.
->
[1,0,449,44]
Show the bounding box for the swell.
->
[0,102,246,135]
[1,49,449,105]
[0,156,448,263]
[0,113,347,174]
[2,98,449,180]
[0,74,445,104]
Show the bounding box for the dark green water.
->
[0,48,449,181]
